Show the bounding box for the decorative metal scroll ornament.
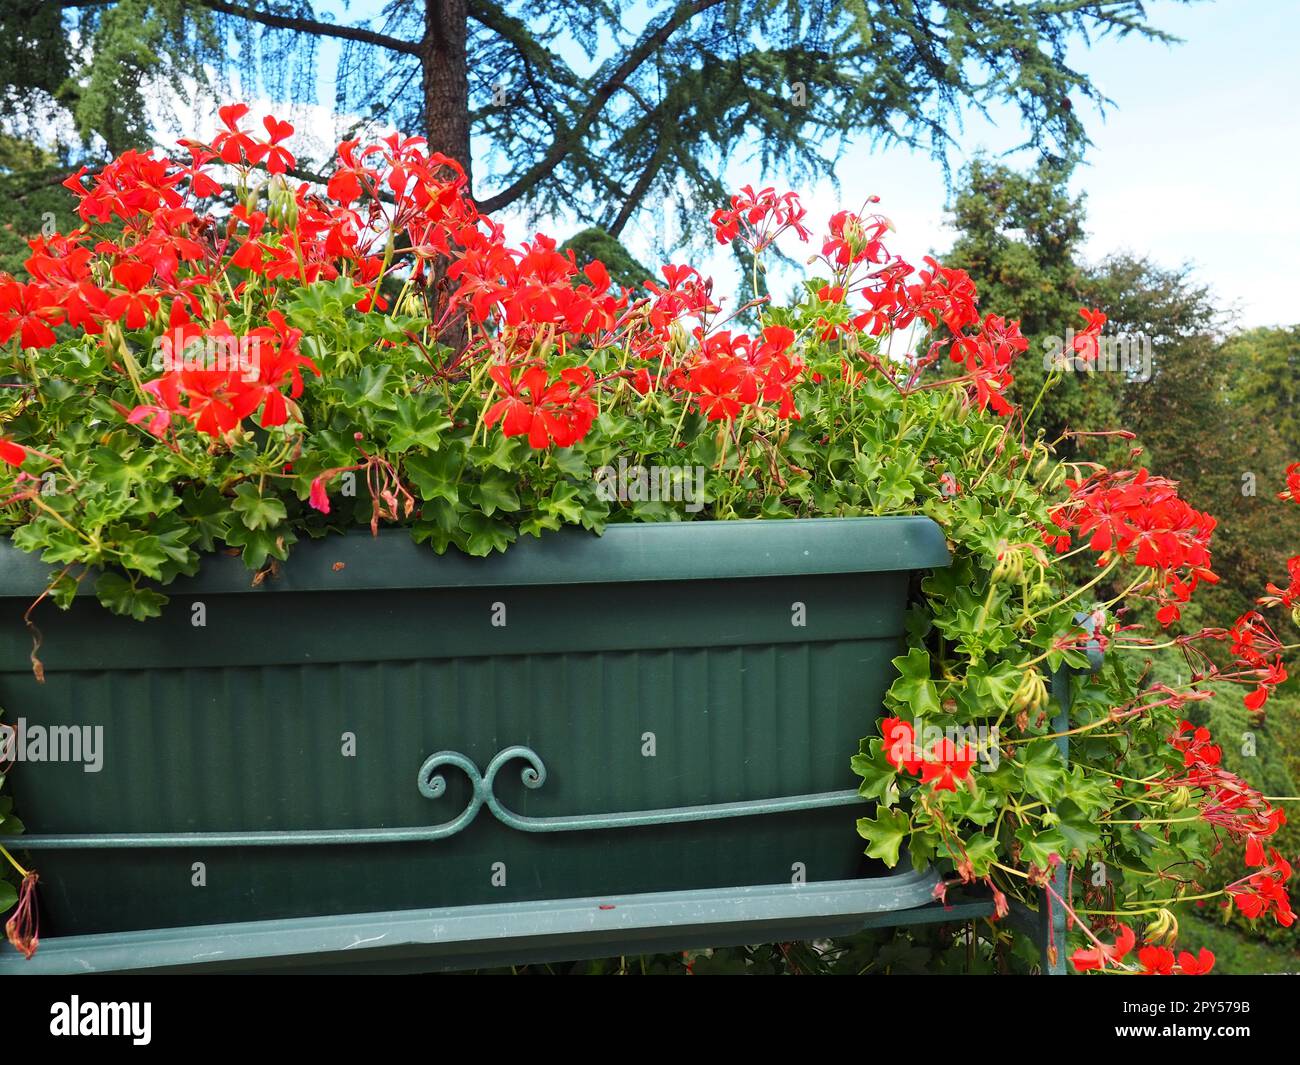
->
[16,746,865,850]
[420,746,864,835]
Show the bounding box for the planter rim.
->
[0,515,948,598]
[0,871,945,974]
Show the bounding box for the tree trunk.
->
[422,0,472,192]
[421,0,471,352]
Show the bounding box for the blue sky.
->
[248,0,1298,329]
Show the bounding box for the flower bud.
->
[842,214,868,257]
[264,176,299,229]
[399,290,425,318]
[1145,907,1179,946]
[991,541,1024,583]
[1011,668,1047,714]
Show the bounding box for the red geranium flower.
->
[0,280,63,349]
[105,261,160,329]
[212,104,268,167]
[261,116,296,175]
[0,437,26,467]
[1071,924,1136,972]
[1176,948,1215,975]
[1137,945,1175,975]
[917,740,977,792]
[881,717,922,774]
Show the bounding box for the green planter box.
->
[0,516,947,942]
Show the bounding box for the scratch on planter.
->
[343,933,388,949]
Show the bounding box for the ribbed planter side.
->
[0,517,948,936]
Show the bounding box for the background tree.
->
[1224,326,1300,452]
[559,226,651,289]
[941,156,1300,970]
[0,135,80,275]
[9,0,1182,238]
[939,153,1294,621]
[939,152,1106,455]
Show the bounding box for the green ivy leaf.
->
[886,647,941,716]
[105,525,171,580]
[1017,741,1068,803]
[231,483,288,531]
[967,660,1022,712]
[541,481,586,523]
[89,446,154,499]
[1060,765,1110,818]
[94,571,166,620]
[224,524,296,570]
[377,395,452,453]
[952,833,999,877]
[1015,825,1069,871]
[851,738,899,803]
[458,511,517,556]
[857,806,911,867]
[471,469,521,516]
[1056,799,1104,861]
[549,448,591,479]
[405,450,463,504]
[182,486,232,552]
[337,364,398,409]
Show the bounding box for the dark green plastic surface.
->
[0,517,948,938]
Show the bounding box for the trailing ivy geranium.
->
[0,107,1293,970]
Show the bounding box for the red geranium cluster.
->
[948,314,1030,416]
[1072,307,1108,362]
[3,109,485,441]
[1260,465,1300,614]
[1229,852,1294,926]
[822,229,1057,416]
[484,365,598,448]
[900,256,981,335]
[1166,721,1292,927]
[1071,922,1217,974]
[707,187,1060,419]
[1136,945,1217,976]
[211,105,297,173]
[2,111,1082,461]
[821,207,891,268]
[880,716,978,792]
[1045,468,1217,626]
[0,279,64,348]
[623,264,718,373]
[671,326,802,421]
[1226,611,1289,713]
[449,232,624,337]
[128,309,319,437]
[710,184,812,251]
[1,105,642,447]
